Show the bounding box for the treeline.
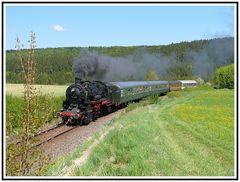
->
[6,37,233,85]
[6,48,79,85]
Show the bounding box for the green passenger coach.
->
[107,81,169,104]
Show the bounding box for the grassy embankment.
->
[6,84,67,132]
[46,86,234,176]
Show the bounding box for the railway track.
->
[35,124,79,147]
[12,122,78,147]
[10,108,123,150]
[35,122,65,137]
[7,109,122,169]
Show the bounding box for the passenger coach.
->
[107,81,169,104]
[178,80,197,89]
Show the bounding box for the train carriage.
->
[107,81,169,104]
[169,80,182,91]
[178,80,197,89]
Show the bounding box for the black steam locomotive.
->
[59,78,197,125]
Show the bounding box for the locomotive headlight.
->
[69,87,81,100]
[71,88,77,97]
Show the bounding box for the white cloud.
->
[53,25,65,32]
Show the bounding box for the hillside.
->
[46,86,234,176]
[6,37,234,84]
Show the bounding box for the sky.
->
[5,4,235,50]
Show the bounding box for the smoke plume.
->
[72,49,110,80]
[72,37,234,81]
[184,38,234,79]
[73,48,176,81]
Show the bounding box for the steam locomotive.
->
[59,78,196,125]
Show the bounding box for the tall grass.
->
[167,91,181,98]
[123,94,160,114]
[6,94,64,136]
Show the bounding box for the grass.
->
[6,94,65,135]
[167,90,181,98]
[6,84,67,133]
[123,94,160,114]
[6,84,68,97]
[45,85,234,176]
[44,119,120,176]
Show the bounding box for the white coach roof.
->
[178,80,197,84]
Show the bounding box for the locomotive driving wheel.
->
[83,113,92,125]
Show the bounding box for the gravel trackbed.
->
[40,110,122,159]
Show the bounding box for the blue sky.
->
[5,5,235,50]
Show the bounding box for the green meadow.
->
[46,86,235,176]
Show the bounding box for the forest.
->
[6,37,234,85]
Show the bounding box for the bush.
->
[167,91,181,98]
[145,69,159,81]
[123,95,160,114]
[195,77,205,85]
[213,64,234,89]
[146,94,159,104]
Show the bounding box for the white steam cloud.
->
[53,25,65,32]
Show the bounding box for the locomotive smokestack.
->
[75,77,82,84]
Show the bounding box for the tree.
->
[146,69,159,81]
[166,62,192,80]
[213,64,234,89]
[6,37,233,84]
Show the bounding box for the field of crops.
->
[6,84,67,133]
[6,84,68,97]
[46,86,235,176]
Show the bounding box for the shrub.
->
[167,91,181,98]
[6,32,62,176]
[145,69,159,81]
[146,94,159,104]
[124,102,139,113]
[213,64,234,89]
[195,77,205,85]
[123,94,160,114]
